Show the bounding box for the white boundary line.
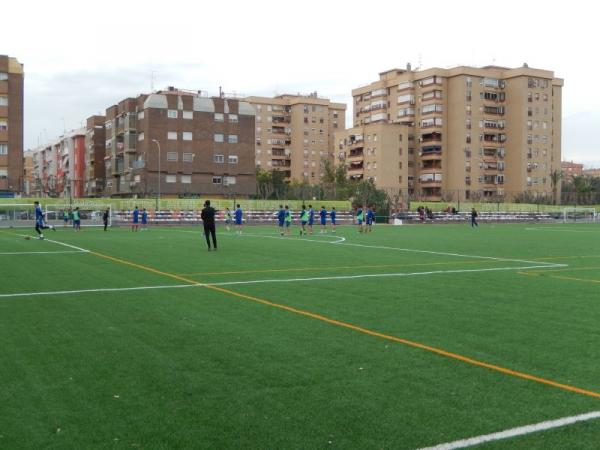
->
[0,250,84,255]
[418,410,600,450]
[525,227,597,233]
[11,232,90,253]
[0,264,566,299]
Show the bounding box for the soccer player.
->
[299,205,308,236]
[201,200,217,251]
[102,208,109,231]
[307,204,315,234]
[471,207,478,228]
[62,209,69,227]
[356,207,364,233]
[366,206,375,232]
[224,207,232,231]
[319,206,327,233]
[141,208,148,230]
[277,204,285,236]
[72,207,81,232]
[132,206,139,232]
[330,207,337,232]
[284,205,292,235]
[33,201,54,239]
[234,204,243,234]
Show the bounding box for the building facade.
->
[85,115,106,196]
[104,88,256,198]
[351,64,563,201]
[0,55,24,196]
[245,93,345,183]
[561,160,584,179]
[23,149,35,195]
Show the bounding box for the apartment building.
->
[245,93,346,183]
[104,88,256,198]
[23,149,35,195]
[0,55,24,196]
[561,160,584,179]
[583,168,600,178]
[351,64,563,201]
[85,115,106,196]
[31,129,86,198]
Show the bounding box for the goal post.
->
[0,203,112,228]
[562,207,597,222]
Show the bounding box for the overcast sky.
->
[5,0,599,166]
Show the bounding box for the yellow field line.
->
[549,275,600,285]
[521,266,600,275]
[178,260,494,277]
[84,248,600,400]
[533,256,600,261]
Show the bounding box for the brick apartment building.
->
[341,63,563,201]
[0,55,24,196]
[85,115,106,196]
[104,88,256,198]
[561,160,584,179]
[245,93,345,183]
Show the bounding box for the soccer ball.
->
[24,236,31,240]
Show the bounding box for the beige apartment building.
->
[348,64,563,201]
[0,55,24,195]
[245,93,346,183]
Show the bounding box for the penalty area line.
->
[418,410,600,450]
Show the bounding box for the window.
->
[167,109,178,119]
[182,110,193,120]
[0,144,7,155]
[397,94,415,104]
[228,155,238,164]
[0,72,7,81]
[182,131,192,141]
[228,114,238,123]
[180,175,191,184]
[228,134,238,144]
[398,81,413,90]
[214,113,224,122]
[422,104,443,114]
[166,175,177,183]
[166,152,178,161]
[183,152,193,162]
[0,168,7,177]
[0,120,7,131]
[224,176,237,185]
[465,77,472,88]
[167,131,177,140]
[138,132,145,141]
[214,133,224,143]
[0,96,8,106]
[212,176,222,184]
[137,111,145,120]
[214,154,224,163]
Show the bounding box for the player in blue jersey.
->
[307,204,315,234]
[33,201,55,239]
[319,206,327,233]
[366,206,375,232]
[330,207,337,232]
[277,204,286,235]
[141,208,148,230]
[132,206,140,232]
[235,204,243,234]
[299,205,308,236]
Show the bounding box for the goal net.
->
[0,203,112,228]
[562,207,597,222]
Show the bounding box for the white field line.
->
[525,227,598,233]
[0,250,84,255]
[12,232,90,253]
[418,410,600,450]
[170,228,348,244]
[0,264,566,299]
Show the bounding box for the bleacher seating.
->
[394,211,556,224]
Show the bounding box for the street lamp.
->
[152,139,161,211]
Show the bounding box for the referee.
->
[201,200,217,251]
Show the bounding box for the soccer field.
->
[1,222,599,449]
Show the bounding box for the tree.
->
[350,179,389,218]
[256,168,274,200]
[550,169,562,205]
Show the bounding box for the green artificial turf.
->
[1,222,599,449]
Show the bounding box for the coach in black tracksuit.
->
[201,200,217,251]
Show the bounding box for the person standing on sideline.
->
[225,207,232,231]
[307,204,315,234]
[319,206,327,233]
[33,201,55,239]
[366,206,375,232]
[356,207,364,233]
[132,206,139,232]
[299,205,308,236]
[234,204,243,234]
[103,208,110,231]
[277,204,286,236]
[141,208,148,230]
[201,200,217,251]
[284,205,292,235]
[72,207,81,232]
[330,207,337,232]
[471,208,479,228]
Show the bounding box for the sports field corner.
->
[1,221,600,448]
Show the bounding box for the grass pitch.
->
[1,222,600,449]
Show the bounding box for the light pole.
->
[152,139,161,211]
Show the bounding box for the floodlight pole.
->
[152,139,161,211]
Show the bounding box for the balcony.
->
[271,160,291,168]
[421,132,442,143]
[348,148,364,158]
[349,139,364,149]
[272,115,291,124]
[132,160,146,170]
[347,162,364,172]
